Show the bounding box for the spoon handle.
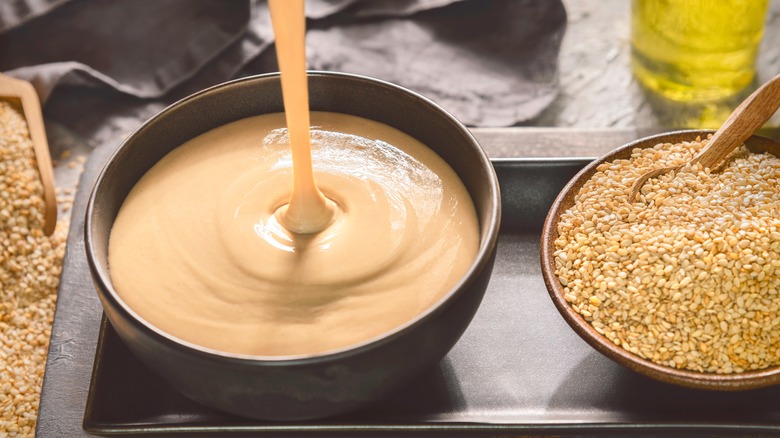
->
[692,74,780,169]
[0,73,57,235]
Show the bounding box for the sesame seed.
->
[0,101,71,435]
[555,136,780,374]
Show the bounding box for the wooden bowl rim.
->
[540,129,780,391]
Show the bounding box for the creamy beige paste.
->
[108,111,479,356]
[268,0,335,235]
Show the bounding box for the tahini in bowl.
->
[86,72,501,420]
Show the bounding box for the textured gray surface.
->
[36,140,114,438]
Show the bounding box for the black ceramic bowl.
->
[86,72,501,420]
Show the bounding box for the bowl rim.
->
[540,129,780,390]
[85,70,501,365]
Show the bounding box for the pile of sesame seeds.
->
[554,137,780,374]
[0,101,70,436]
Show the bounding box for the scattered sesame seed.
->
[0,101,71,436]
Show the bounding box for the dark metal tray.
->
[79,159,780,436]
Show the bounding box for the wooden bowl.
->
[540,130,780,390]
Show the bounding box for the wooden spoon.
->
[630,73,780,201]
[0,73,57,236]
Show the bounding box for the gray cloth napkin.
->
[307,0,567,126]
[0,0,566,154]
